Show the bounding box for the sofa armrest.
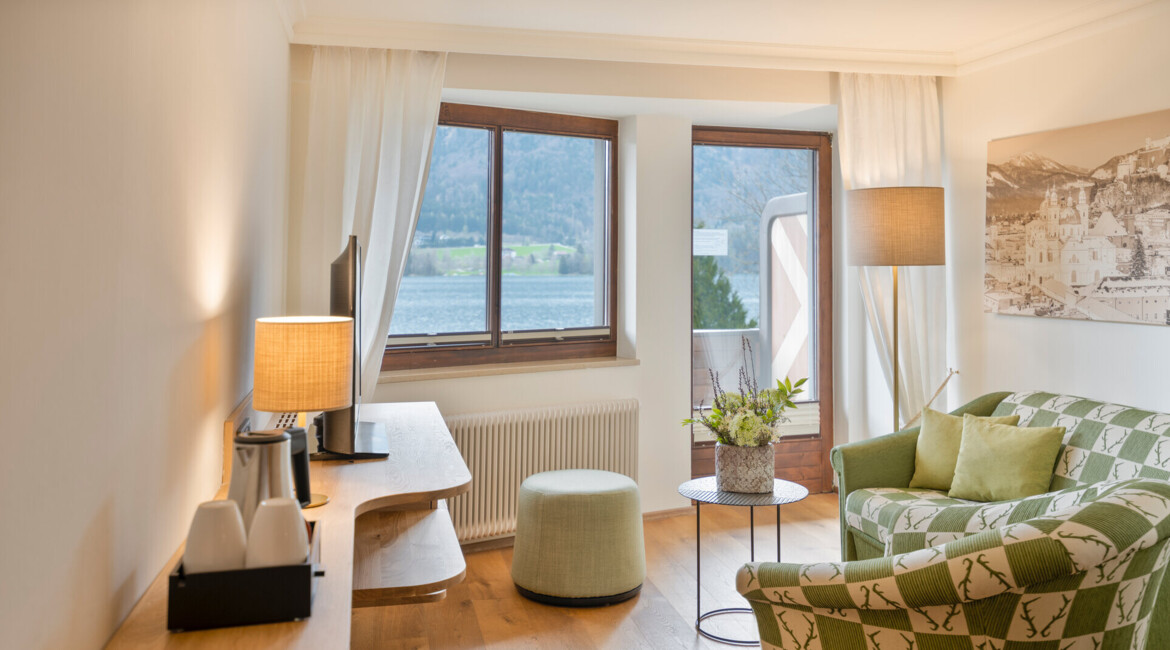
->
[737,531,1074,610]
[830,428,919,496]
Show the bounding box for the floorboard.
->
[353,492,840,649]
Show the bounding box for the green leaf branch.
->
[682,336,807,447]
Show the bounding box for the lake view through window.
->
[386,104,617,369]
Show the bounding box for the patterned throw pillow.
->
[949,414,1064,501]
[909,408,1021,490]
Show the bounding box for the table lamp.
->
[846,186,945,432]
[254,316,354,507]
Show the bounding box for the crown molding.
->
[956,0,1168,74]
[286,0,1170,78]
[290,17,957,76]
[271,0,306,43]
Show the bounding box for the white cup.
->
[245,497,310,568]
[184,500,247,574]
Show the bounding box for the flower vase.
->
[714,442,775,493]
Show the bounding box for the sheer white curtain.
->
[298,47,446,395]
[839,73,947,434]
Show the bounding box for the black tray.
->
[168,520,323,631]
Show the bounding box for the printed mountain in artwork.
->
[984,112,1170,326]
[986,153,1090,214]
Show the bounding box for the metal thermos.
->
[227,430,301,532]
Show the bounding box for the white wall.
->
[941,10,1170,412]
[0,2,289,648]
[442,53,831,105]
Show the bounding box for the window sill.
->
[377,356,640,384]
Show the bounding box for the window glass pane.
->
[389,125,491,336]
[692,144,815,418]
[501,131,608,332]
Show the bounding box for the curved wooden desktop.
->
[106,401,472,649]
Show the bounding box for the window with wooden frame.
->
[384,103,619,370]
[689,126,835,494]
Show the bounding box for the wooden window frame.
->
[689,126,835,493]
[383,103,619,371]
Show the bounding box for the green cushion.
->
[948,414,1065,502]
[908,408,1021,491]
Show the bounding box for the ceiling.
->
[280,0,1168,75]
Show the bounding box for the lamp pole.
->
[892,265,899,433]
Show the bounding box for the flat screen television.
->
[320,235,389,458]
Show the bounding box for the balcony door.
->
[689,127,833,493]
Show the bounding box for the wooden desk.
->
[106,402,472,649]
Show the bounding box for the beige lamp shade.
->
[253,316,353,413]
[846,186,946,266]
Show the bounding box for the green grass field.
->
[510,243,576,256]
[437,243,576,259]
[410,243,588,277]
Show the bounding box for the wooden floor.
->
[353,492,840,649]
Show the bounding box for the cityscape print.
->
[985,109,1170,325]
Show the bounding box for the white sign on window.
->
[693,229,728,256]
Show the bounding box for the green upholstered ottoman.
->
[511,469,646,606]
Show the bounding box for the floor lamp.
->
[846,187,945,432]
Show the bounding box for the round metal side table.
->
[678,476,809,646]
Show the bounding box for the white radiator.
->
[445,399,639,543]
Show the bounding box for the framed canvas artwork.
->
[985,109,1170,325]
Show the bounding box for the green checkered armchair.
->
[821,391,1170,648]
[738,479,1170,649]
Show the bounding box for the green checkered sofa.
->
[737,478,1170,649]
[738,391,1170,649]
